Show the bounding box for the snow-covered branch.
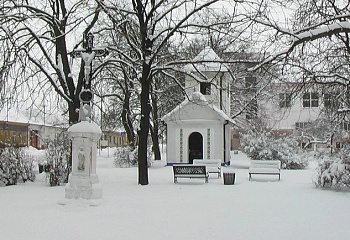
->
[250,21,350,71]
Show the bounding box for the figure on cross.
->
[70,32,109,122]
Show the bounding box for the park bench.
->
[173,164,209,183]
[193,159,222,178]
[248,160,281,181]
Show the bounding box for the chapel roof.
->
[162,91,235,124]
[184,46,228,72]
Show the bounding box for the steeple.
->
[184,47,231,115]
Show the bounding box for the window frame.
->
[279,93,292,108]
[303,92,319,108]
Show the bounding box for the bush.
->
[114,146,152,168]
[44,132,71,186]
[114,146,137,168]
[240,129,307,169]
[313,148,350,190]
[0,147,36,186]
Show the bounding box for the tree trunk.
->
[121,81,136,148]
[150,125,161,160]
[150,92,161,160]
[68,100,80,125]
[138,64,151,185]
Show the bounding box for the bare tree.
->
[97,0,261,185]
[97,61,139,148]
[241,0,350,136]
[0,0,107,124]
[250,1,350,80]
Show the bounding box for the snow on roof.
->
[0,108,30,123]
[184,46,228,72]
[0,107,65,126]
[162,91,235,124]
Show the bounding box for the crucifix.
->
[71,32,109,121]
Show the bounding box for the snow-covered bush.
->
[240,130,275,160]
[114,146,137,168]
[114,146,152,168]
[0,147,35,186]
[313,147,350,190]
[240,129,307,169]
[285,154,308,169]
[44,132,71,186]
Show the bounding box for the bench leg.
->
[249,173,251,181]
[278,174,280,181]
[174,177,178,183]
[205,177,208,183]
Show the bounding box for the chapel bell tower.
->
[184,46,231,116]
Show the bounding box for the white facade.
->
[258,83,350,150]
[163,93,233,164]
[162,47,234,165]
[184,47,231,114]
[263,87,323,130]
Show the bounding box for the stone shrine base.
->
[64,172,102,200]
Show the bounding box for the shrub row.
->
[0,147,35,186]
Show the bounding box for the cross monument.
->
[62,33,108,204]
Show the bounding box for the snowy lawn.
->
[1,151,350,240]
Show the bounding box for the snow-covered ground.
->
[1,149,350,240]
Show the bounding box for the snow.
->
[0,107,30,123]
[184,46,229,72]
[0,105,65,126]
[250,21,350,71]
[68,120,102,135]
[294,22,350,42]
[162,92,235,124]
[1,149,350,240]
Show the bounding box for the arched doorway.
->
[188,132,203,164]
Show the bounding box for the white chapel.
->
[162,47,234,165]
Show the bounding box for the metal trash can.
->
[223,172,235,185]
[38,164,44,174]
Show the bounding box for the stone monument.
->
[64,105,102,200]
[60,32,108,204]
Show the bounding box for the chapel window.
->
[200,82,211,95]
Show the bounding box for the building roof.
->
[162,92,235,124]
[0,107,65,127]
[184,46,229,72]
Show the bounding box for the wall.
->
[184,71,231,116]
[0,121,28,148]
[166,120,225,164]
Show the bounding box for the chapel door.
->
[188,132,203,164]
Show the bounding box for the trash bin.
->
[223,172,235,185]
[38,164,44,174]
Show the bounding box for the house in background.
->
[262,83,350,151]
[162,47,235,165]
[221,49,350,152]
[0,121,29,148]
[99,129,128,148]
[0,120,66,149]
[231,75,350,151]
[0,119,128,150]
[0,108,128,149]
